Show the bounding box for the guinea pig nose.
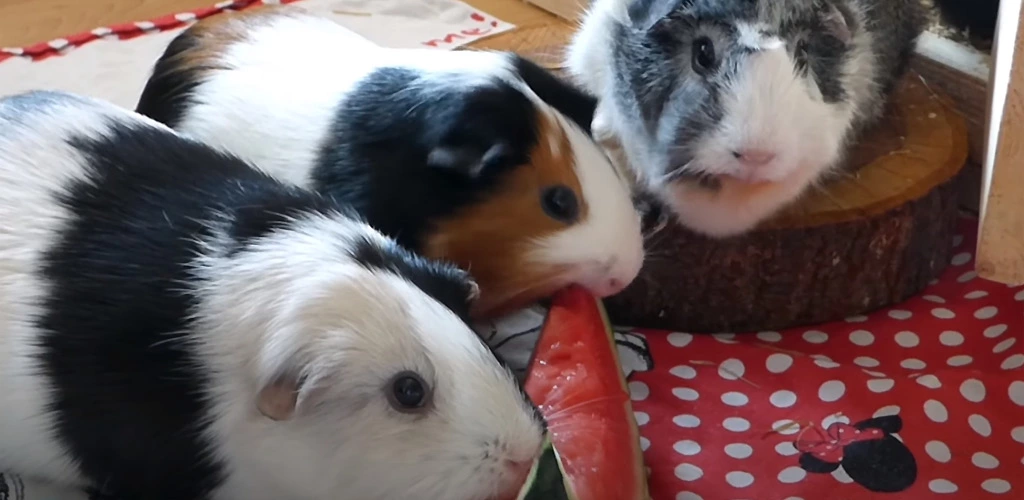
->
[732,149,777,167]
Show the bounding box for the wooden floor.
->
[0,0,559,48]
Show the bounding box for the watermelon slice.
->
[515,285,650,500]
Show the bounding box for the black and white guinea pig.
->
[564,0,927,238]
[0,90,544,500]
[133,4,646,319]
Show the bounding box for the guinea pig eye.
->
[691,37,717,74]
[540,185,580,224]
[387,371,431,413]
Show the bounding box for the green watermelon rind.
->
[516,435,574,500]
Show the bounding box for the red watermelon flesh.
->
[523,285,650,500]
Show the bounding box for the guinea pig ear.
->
[426,142,512,179]
[256,371,322,421]
[627,0,686,31]
[821,1,856,45]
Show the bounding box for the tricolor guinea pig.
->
[564,0,926,237]
[133,5,646,319]
[0,90,543,500]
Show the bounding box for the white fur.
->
[0,93,543,500]
[167,9,644,299]
[566,0,881,238]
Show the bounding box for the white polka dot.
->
[802,330,829,343]
[775,441,798,456]
[916,374,942,388]
[818,380,846,402]
[986,324,1009,338]
[770,390,797,408]
[47,38,69,49]
[629,381,650,400]
[675,463,703,481]
[960,379,986,402]
[813,355,841,369]
[673,440,702,456]
[756,331,782,342]
[867,378,895,393]
[874,405,901,417]
[895,331,920,347]
[932,308,956,319]
[772,420,800,435]
[1002,354,1024,370]
[724,443,753,459]
[965,290,988,299]
[672,387,699,401]
[1012,426,1024,443]
[640,436,650,451]
[958,271,977,283]
[766,353,793,373]
[668,332,693,347]
[981,479,1011,494]
[174,12,197,22]
[713,333,738,344]
[718,359,746,380]
[929,479,958,493]
[994,338,1018,354]
[831,466,854,484]
[972,452,999,469]
[134,21,156,30]
[721,392,749,407]
[777,466,806,484]
[1015,289,1024,301]
[969,414,992,437]
[939,330,965,346]
[975,306,999,319]
[901,358,926,370]
[849,330,875,346]
[924,399,948,422]
[862,369,887,377]
[670,365,697,379]
[1009,381,1024,406]
[951,252,972,265]
[723,417,750,432]
[953,234,964,246]
[924,294,946,303]
[888,309,912,320]
[854,356,880,368]
[947,355,973,367]
[821,414,850,428]
[925,440,951,462]
[90,27,112,36]
[845,315,868,323]
[674,414,701,428]
[634,411,650,426]
[725,471,754,488]
[676,493,703,500]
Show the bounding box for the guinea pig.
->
[132,4,646,319]
[564,0,927,238]
[0,90,544,500]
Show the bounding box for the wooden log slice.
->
[471,24,970,333]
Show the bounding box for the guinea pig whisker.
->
[541,394,621,421]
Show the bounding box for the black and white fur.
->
[566,0,927,237]
[0,90,544,500]
[134,8,646,318]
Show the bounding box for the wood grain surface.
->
[0,0,559,47]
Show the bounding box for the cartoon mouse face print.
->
[794,415,918,493]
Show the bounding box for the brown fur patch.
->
[156,4,306,81]
[423,112,589,319]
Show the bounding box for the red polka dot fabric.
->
[625,216,1024,499]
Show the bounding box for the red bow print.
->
[794,423,884,463]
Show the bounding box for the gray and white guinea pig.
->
[0,90,543,500]
[565,0,927,237]
[133,4,646,320]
